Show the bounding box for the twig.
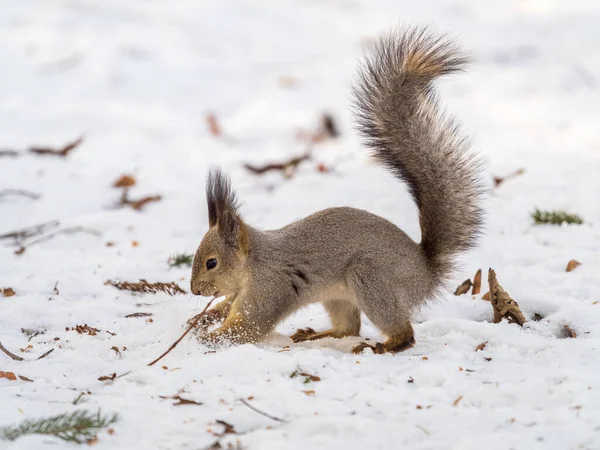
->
[244,152,311,179]
[118,188,162,211]
[0,189,41,200]
[239,398,287,423]
[0,341,24,361]
[0,220,60,243]
[15,226,101,255]
[37,349,54,360]
[0,150,20,157]
[147,298,216,366]
[29,135,84,157]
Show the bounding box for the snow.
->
[1,1,600,449]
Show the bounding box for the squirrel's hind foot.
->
[352,334,415,355]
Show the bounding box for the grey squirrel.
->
[188,26,484,354]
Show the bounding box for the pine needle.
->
[0,409,118,443]
[168,253,194,268]
[532,209,583,225]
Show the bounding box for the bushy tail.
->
[353,26,484,285]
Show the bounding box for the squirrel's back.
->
[353,27,484,289]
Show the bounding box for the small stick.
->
[0,189,41,200]
[0,341,24,361]
[37,348,54,360]
[15,226,101,255]
[239,398,288,423]
[147,297,216,366]
[0,220,60,242]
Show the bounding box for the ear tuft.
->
[206,168,243,247]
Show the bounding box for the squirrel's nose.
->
[190,282,202,296]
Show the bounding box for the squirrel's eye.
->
[206,258,217,270]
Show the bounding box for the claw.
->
[352,342,385,354]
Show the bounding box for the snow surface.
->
[1,1,600,449]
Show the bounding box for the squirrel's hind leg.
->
[346,258,416,354]
[290,298,361,343]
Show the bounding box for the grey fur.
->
[191,26,484,352]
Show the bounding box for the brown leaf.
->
[29,135,84,157]
[566,260,582,272]
[277,76,297,88]
[454,279,472,296]
[472,269,482,295]
[244,152,311,179]
[488,269,527,326]
[562,325,577,338]
[0,371,17,380]
[316,163,330,173]
[206,114,221,137]
[113,175,136,188]
[482,292,490,301]
[493,168,525,188]
[214,420,236,435]
[105,279,186,295]
[452,395,463,407]
[18,375,34,382]
[98,373,117,382]
[128,195,162,211]
[302,390,315,396]
[160,394,203,406]
[298,372,321,382]
[67,324,101,336]
[2,287,16,297]
[86,436,99,445]
[475,341,488,352]
[111,346,121,356]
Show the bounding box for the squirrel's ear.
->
[206,168,249,254]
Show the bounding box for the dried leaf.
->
[452,395,463,407]
[493,168,525,188]
[566,260,582,272]
[454,279,472,296]
[214,420,236,435]
[29,135,84,157]
[206,114,221,137]
[562,325,577,339]
[488,269,527,326]
[1,287,15,297]
[0,371,17,381]
[66,324,101,336]
[18,375,33,382]
[98,373,117,382]
[475,341,488,352]
[244,152,311,179]
[302,390,315,396]
[482,292,490,301]
[159,395,203,406]
[113,175,136,188]
[472,269,482,295]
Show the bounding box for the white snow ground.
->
[1,1,600,449]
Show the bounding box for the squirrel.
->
[188,26,483,354]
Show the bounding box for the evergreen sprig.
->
[168,253,194,268]
[532,209,584,225]
[0,409,118,443]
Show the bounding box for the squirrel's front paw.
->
[185,310,221,330]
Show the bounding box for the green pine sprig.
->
[168,253,194,268]
[0,409,118,444]
[532,209,584,225]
